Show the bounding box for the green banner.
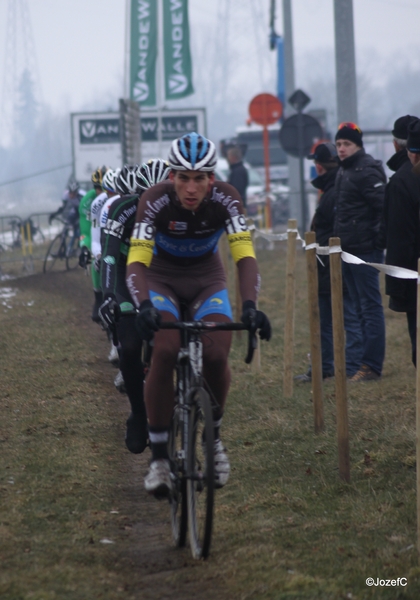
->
[163,0,194,100]
[130,0,157,107]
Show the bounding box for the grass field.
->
[1,247,420,599]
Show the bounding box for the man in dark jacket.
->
[382,115,420,366]
[227,146,249,208]
[334,122,387,381]
[296,142,362,382]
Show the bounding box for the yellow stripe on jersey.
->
[227,231,256,262]
[126,238,155,267]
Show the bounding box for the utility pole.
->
[282,0,302,229]
[334,0,358,124]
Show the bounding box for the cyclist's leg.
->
[145,308,179,445]
[91,266,103,323]
[191,288,233,488]
[115,311,148,454]
[192,289,233,414]
[143,315,179,495]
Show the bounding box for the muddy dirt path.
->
[11,269,231,600]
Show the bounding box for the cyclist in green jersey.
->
[78,167,109,321]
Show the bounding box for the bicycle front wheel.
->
[187,388,214,559]
[43,234,66,273]
[169,406,188,547]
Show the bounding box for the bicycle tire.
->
[65,234,79,270]
[43,234,66,273]
[187,388,214,559]
[169,407,188,547]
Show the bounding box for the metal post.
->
[334,0,358,125]
[297,110,307,232]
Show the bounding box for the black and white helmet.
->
[102,168,118,193]
[67,175,80,193]
[115,165,138,195]
[136,159,171,190]
[168,132,217,172]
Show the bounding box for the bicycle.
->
[43,216,79,273]
[145,314,256,560]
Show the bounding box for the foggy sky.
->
[0,0,419,141]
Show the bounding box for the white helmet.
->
[115,165,138,195]
[168,132,217,172]
[136,159,171,190]
[102,169,118,193]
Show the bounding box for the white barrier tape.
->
[314,246,418,280]
[251,223,419,281]
[253,229,288,242]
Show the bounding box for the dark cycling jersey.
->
[126,180,260,307]
[101,194,139,309]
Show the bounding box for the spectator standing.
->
[334,122,387,381]
[295,142,362,382]
[407,118,420,174]
[227,146,249,208]
[380,115,420,366]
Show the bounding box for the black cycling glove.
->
[241,300,272,341]
[78,246,91,269]
[135,299,161,341]
[98,295,121,329]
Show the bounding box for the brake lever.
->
[245,311,258,364]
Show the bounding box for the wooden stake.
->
[305,231,324,432]
[329,237,350,482]
[416,258,420,555]
[283,219,297,398]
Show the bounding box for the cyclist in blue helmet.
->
[126,132,272,498]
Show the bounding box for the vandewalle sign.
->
[130,0,157,106]
[163,0,194,100]
[141,115,198,141]
[79,119,120,144]
[71,109,206,182]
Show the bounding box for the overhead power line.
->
[0,163,73,187]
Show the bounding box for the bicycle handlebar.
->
[159,321,257,364]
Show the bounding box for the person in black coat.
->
[227,146,249,208]
[295,143,362,382]
[381,115,420,366]
[334,123,387,381]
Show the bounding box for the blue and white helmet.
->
[168,132,217,172]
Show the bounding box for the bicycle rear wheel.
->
[43,234,66,273]
[169,406,188,547]
[187,388,214,559]
[65,234,79,270]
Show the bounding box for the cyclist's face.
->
[170,171,214,211]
